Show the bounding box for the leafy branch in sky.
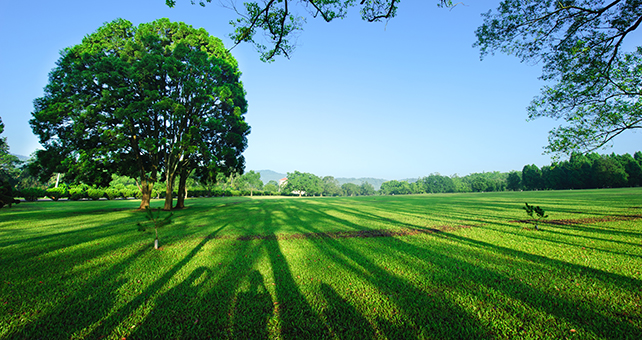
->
[475,0,641,156]
[166,0,454,62]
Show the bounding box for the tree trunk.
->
[139,180,153,210]
[164,177,175,211]
[175,170,189,209]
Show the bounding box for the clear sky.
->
[1,0,641,180]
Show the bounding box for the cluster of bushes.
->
[16,184,285,201]
[18,184,143,201]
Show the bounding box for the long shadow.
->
[544,220,642,238]
[306,233,494,339]
[539,226,642,249]
[281,201,641,338]
[1,212,156,286]
[264,234,332,339]
[232,270,274,339]
[80,225,227,339]
[4,240,149,339]
[482,224,642,258]
[277,205,494,339]
[442,232,642,291]
[319,282,377,338]
[395,233,642,339]
[128,230,265,339]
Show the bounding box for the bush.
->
[87,188,105,200]
[46,187,67,201]
[68,186,87,201]
[104,188,119,200]
[21,188,46,201]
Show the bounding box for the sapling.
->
[522,202,548,230]
[137,207,173,249]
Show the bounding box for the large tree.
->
[237,170,263,196]
[475,0,641,155]
[30,18,249,210]
[166,0,453,61]
[284,171,323,196]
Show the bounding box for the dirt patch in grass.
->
[236,225,472,241]
[510,215,642,226]
[190,225,473,242]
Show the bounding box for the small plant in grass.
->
[522,202,548,230]
[137,207,173,249]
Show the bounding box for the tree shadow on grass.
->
[82,226,230,339]
[307,236,494,339]
[275,206,493,339]
[264,235,331,339]
[232,270,273,339]
[4,225,227,339]
[421,232,642,339]
[127,233,270,339]
[319,282,377,338]
[4,241,149,339]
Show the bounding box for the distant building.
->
[278,177,288,187]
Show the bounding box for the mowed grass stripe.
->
[1,188,641,339]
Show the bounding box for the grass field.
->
[1,189,641,339]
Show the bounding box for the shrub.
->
[104,188,119,200]
[87,188,105,200]
[68,186,87,201]
[21,188,46,201]
[46,187,67,201]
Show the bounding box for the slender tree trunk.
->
[139,180,153,210]
[175,169,190,209]
[164,176,175,211]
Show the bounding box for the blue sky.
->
[1,0,641,180]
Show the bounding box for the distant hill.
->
[255,170,287,184]
[10,153,30,162]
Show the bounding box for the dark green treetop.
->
[30,18,249,209]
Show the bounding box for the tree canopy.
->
[237,170,263,196]
[166,0,453,61]
[284,171,323,196]
[30,18,249,210]
[475,0,641,156]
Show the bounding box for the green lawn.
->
[1,189,641,339]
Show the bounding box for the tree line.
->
[4,151,640,205]
[381,151,642,195]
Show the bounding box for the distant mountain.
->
[10,153,30,162]
[255,170,287,184]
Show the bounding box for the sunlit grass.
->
[1,189,641,339]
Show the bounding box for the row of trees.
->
[379,172,509,195]
[379,151,642,196]
[2,150,641,204]
[281,171,376,197]
[515,152,642,191]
